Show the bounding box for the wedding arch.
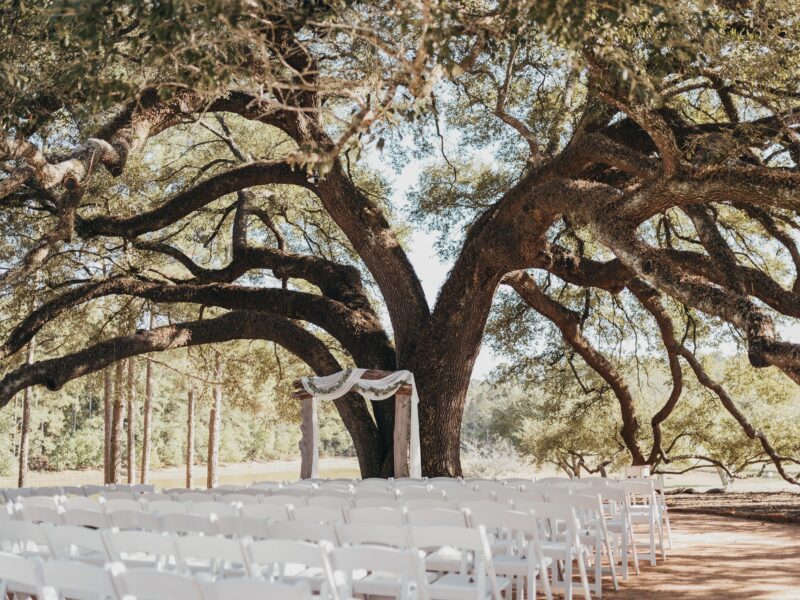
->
[292,368,421,478]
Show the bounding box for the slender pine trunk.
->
[140,312,155,484]
[109,359,125,483]
[17,338,35,488]
[186,388,194,489]
[126,358,136,484]
[207,355,222,489]
[103,368,113,483]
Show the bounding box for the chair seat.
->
[539,542,576,559]
[424,546,469,573]
[428,573,510,600]
[352,571,416,597]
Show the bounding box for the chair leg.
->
[564,557,573,600]
[604,534,619,591]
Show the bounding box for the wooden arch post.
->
[293,370,415,479]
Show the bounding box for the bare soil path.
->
[606,512,800,599]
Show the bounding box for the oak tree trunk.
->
[109,359,125,483]
[186,388,195,488]
[140,312,155,484]
[126,358,136,484]
[17,338,35,488]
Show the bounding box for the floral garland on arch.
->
[299,368,421,477]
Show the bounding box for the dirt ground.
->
[605,512,800,599]
[667,491,800,523]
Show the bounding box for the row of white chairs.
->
[0,513,554,600]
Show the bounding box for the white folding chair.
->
[160,513,217,536]
[346,506,405,526]
[290,505,344,524]
[108,510,162,532]
[409,525,507,599]
[244,539,337,598]
[46,525,109,565]
[200,578,312,600]
[621,480,665,565]
[467,505,553,600]
[332,545,429,600]
[0,550,44,598]
[519,501,591,600]
[268,520,339,545]
[598,487,639,580]
[0,520,54,558]
[215,515,271,539]
[115,568,203,599]
[103,530,179,570]
[240,503,291,522]
[40,560,117,600]
[175,534,249,579]
[548,493,618,597]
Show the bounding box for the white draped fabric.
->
[300,368,422,478]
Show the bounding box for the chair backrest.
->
[81,485,106,497]
[62,508,110,529]
[115,568,203,599]
[402,498,453,511]
[245,539,333,585]
[201,578,312,600]
[405,507,467,527]
[160,513,217,536]
[518,501,581,546]
[18,504,64,525]
[307,496,350,509]
[108,510,162,532]
[104,498,143,513]
[346,506,405,526]
[290,505,344,524]
[332,545,428,600]
[147,500,189,515]
[40,560,116,600]
[352,496,399,509]
[335,522,410,548]
[268,520,339,544]
[0,520,54,557]
[190,501,238,518]
[103,491,136,501]
[46,525,108,563]
[0,550,43,597]
[458,500,504,514]
[61,485,86,497]
[261,494,307,506]
[215,515,271,539]
[19,495,59,508]
[62,497,104,512]
[218,493,260,506]
[175,534,249,579]
[130,484,156,494]
[172,491,214,503]
[228,488,266,498]
[271,488,313,499]
[103,530,178,569]
[34,486,64,497]
[408,525,500,597]
[240,503,290,522]
[141,493,171,503]
[395,487,444,502]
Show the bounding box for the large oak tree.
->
[2,1,800,478]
